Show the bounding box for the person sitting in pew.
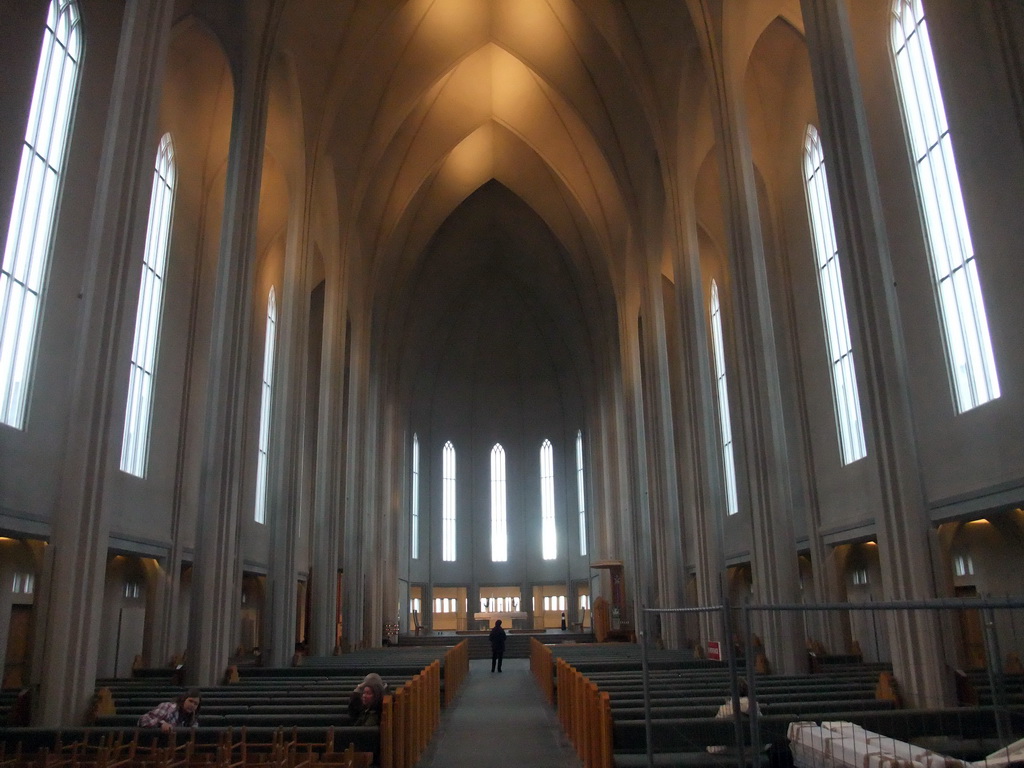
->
[348,673,387,726]
[707,678,756,754]
[138,688,201,731]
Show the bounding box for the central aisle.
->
[414,657,583,768]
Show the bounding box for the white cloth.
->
[707,696,754,754]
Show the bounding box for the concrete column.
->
[379,400,401,638]
[668,188,726,643]
[691,0,803,673]
[623,309,656,632]
[639,257,686,648]
[186,3,279,685]
[342,320,370,648]
[799,0,946,706]
[309,269,348,655]
[33,0,174,725]
[262,187,311,667]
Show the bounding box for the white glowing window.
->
[540,439,557,559]
[803,125,867,465]
[953,554,974,577]
[891,0,999,412]
[491,444,507,562]
[543,596,551,611]
[442,441,456,561]
[852,569,869,586]
[120,133,176,477]
[433,598,441,613]
[0,0,82,428]
[411,434,419,559]
[11,572,34,595]
[123,581,142,599]
[579,595,589,610]
[254,288,277,524]
[576,430,587,556]
[710,282,738,515]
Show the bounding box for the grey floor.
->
[414,657,584,768]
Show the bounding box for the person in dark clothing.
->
[347,673,386,726]
[489,619,507,672]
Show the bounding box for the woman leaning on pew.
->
[348,673,388,726]
[138,688,201,732]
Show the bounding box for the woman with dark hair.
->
[138,688,201,731]
[348,673,387,726]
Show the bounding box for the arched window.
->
[803,125,867,464]
[0,0,82,428]
[442,441,456,561]
[575,430,587,556]
[490,443,507,562]
[710,281,738,515]
[891,0,999,412]
[411,433,419,559]
[120,133,176,476]
[254,288,277,524]
[540,439,556,560]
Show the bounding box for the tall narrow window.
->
[411,433,420,559]
[575,430,587,556]
[120,133,176,476]
[0,0,82,428]
[803,125,867,464]
[490,444,507,562]
[254,288,277,524]
[442,441,456,561]
[710,281,738,515]
[540,439,557,560]
[891,0,999,412]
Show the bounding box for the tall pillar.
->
[262,191,311,667]
[668,189,727,641]
[800,0,946,706]
[309,267,348,655]
[186,4,279,685]
[639,255,686,647]
[33,0,174,725]
[623,309,656,630]
[340,319,368,648]
[692,0,803,673]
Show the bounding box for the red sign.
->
[707,640,722,661]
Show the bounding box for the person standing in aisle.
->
[489,619,507,672]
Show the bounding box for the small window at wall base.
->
[0,0,83,429]
[852,568,869,586]
[891,0,1000,413]
[11,572,34,594]
[120,133,176,477]
[953,554,974,577]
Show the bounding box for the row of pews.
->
[0,641,469,768]
[531,640,1024,768]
